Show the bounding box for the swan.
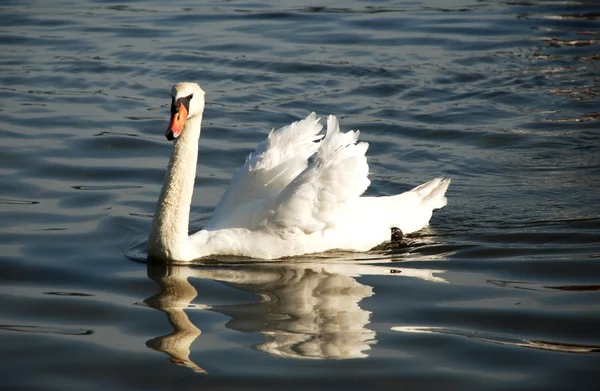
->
[148,82,450,262]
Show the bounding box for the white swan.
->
[148,82,450,262]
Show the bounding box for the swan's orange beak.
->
[166,102,188,141]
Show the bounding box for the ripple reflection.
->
[392,325,600,354]
[144,260,447,371]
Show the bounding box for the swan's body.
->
[148,82,450,262]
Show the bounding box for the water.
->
[1,0,599,389]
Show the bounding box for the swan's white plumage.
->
[206,112,323,230]
[268,115,370,234]
[149,82,450,262]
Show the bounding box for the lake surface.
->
[1,0,599,390]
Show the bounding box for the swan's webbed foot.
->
[391,227,403,242]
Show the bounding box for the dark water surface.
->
[1,0,599,390]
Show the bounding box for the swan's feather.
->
[206,112,323,230]
[268,115,370,233]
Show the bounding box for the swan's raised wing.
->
[267,115,370,233]
[206,113,323,229]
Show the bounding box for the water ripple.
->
[1,0,599,389]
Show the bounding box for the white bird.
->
[147,82,450,262]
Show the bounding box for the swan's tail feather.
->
[412,177,451,210]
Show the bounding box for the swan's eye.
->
[186,94,193,101]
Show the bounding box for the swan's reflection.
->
[144,259,447,371]
[145,264,208,373]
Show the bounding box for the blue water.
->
[1,1,599,390]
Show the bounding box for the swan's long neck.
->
[148,114,203,261]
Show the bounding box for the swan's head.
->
[166,82,206,141]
